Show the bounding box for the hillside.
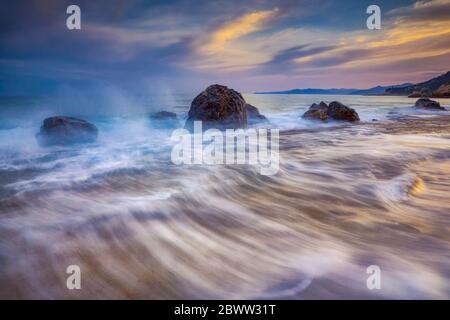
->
[254,71,450,97]
[254,88,357,95]
[350,83,412,95]
[384,71,450,97]
[432,83,450,98]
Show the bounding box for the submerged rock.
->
[150,111,177,120]
[414,98,446,110]
[149,111,179,129]
[36,116,98,146]
[185,84,247,131]
[246,103,268,124]
[302,101,359,122]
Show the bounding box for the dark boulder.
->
[36,116,98,146]
[414,98,446,110]
[302,101,359,122]
[327,101,360,121]
[185,84,248,131]
[246,103,268,124]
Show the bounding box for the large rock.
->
[36,116,98,146]
[327,101,360,121]
[302,101,328,121]
[414,98,446,110]
[246,103,268,124]
[302,101,359,122]
[185,84,248,131]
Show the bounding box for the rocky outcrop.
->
[185,84,254,131]
[432,84,450,98]
[150,111,177,120]
[408,92,422,98]
[246,104,268,124]
[414,98,446,110]
[302,101,359,122]
[385,71,450,96]
[408,88,431,98]
[36,116,98,146]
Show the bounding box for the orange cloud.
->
[290,0,450,74]
[187,0,450,85]
[200,8,279,54]
[369,21,450,48]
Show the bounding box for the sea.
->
[0,93,449,299]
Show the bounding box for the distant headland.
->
[255,71,450,98]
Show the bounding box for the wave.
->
[1,95,450,299]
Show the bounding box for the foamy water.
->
[0,94,449,299]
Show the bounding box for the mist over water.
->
[0,93,450,299]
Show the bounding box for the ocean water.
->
[0,94,450,299]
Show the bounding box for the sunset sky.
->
[1,0,449,95]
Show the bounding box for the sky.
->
[0,0,449,95]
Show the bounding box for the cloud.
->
[1,0,450,94]
[256,0,450,87]
[187,8,281,71]
[348,1,450,61]
[199,8,279,54]
[388,0,450,21]
[256,44,337,74]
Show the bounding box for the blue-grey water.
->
[0,94,449,299]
